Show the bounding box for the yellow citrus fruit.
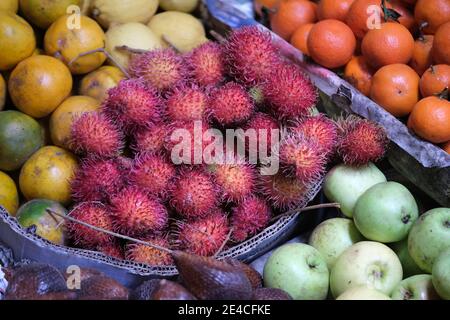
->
[0,74,6,111]
[0,0,19,13]
[19,146,78,205]
[19,0,81,29]
[50,95,100,148]
[44,15,106,75]
[8,55,73,118]
[159,0,199,13]
[0,170,19,216]
[79,66,125,102]
[0,12,36,71]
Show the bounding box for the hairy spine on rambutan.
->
[70,112,124,158]
[187,41,225,87]
[97,241,124,260]
[165,84,209,122]
[225,25,279,85]
[174,210,230,256]
[109,187,169,236]
[131,122,169,156]
[231,195,272,242]
[125,236,173,266]
[243,112,280,155]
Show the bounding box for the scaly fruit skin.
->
[243,112,280,155]
[125,236,173,266]
[209,82,255,126]
[225,26,279,85]
[102,79,161,132]
[170,169,219,220]
[129,48,187,92]
[97,241,125,260]
[71,158,124,203]
[337,116,389,166]
[291,114,338,156]
[176,210,230,256]
[132,122,169,155]
[165,84,208,122]
[70,112,123,157]
[109,187,168,236]
[187,41,225,87]
[231,196,272,242]
[67,202,114,249]
[279,134,327,184]
[263,63,318,120]
[129,153,176,199]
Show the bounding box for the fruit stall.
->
[0,0,449,302]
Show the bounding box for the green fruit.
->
[390,239,424,277]
[17,199,67,245]
[0,110,44,171]
[337,286,391,300]
[391,274,440,300]
[408,208,450,273]
[354,182,419,243]
[432,248,450,299]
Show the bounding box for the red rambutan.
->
[67,202,114,249]
[263,63,318,120]
[125,236,173,266]
[129,48,187,92]
[71,158,124,203]
[231,195,272,242]
[70,112,123,157]
[278,134,327,184]
[109,187,169,236]
[209,82,255,126]
[170,169,219,220]
[243,112,280,155]
[129,153,177,199]
[225,25,279,85]
[187,41,225,87]
[175,210,230,256]
[336,116,389,166]
[290,114,338,157]
[132,122,169,155]
[165,84,208,122]
[97,241,124,260]
[259,172,313,210]
[102,79,161,131]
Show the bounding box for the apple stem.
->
[270,203,341,223]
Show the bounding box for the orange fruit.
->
[307,19,356,69]
[409,35,434,76]
[370,64,420,117]
[345,0,383,39]
[317,0,355,22]
[344,56,375,96]
[361,22,414,69]
[414,0,450,34]
[408,96,450,143]
[442,141,450,154]
[389,0,416,32]
[419,65,450,97]
[290,23,314,56]
[270,0,317,40]
[431,21,450,65]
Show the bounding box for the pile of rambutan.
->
[67,26,388,266]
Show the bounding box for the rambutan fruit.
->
[109,187,169,236]
[231,195,272,242]
[263,62,318,120]
[71,158,124,203]
[243,112,280,155]
[336,116,389,166]
[290,114,338,157]
[170,169,219,220]
[175,210,230,256]
[97,241,124,260]
[187,41,225,87]
[209,82,255,126]
[259,172,313,211]
[67,202,114,249]
[125,236,173,266]
[102,79,161,132]
[129,48,187,92]
[129,153,177,199]
[165,84,208,122]
[225,25,279,85]
[132,122,169,155]
[70,112,123,157]
[278,134,327,184]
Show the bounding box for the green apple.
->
[432,248,450,300]
[323,163,386,218]
[408,208,450,273]
[330,241,403,297]
[353,182,418,243]
[391,274,440,300]
[309,218,365,269]
[263,243,329,300]
[336,286,391,300]
[390,239,424,277]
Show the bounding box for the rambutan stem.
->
[116,45,149,55]
[214,227,233,258]
[162,35,181,53]
[209,30,226,43]
[270,203,341,222]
